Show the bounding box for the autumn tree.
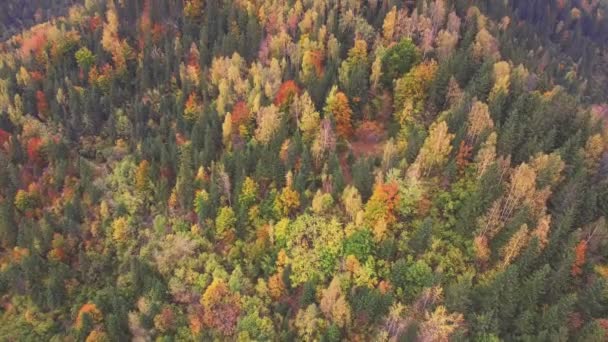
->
[324,87,353,139]
[412,121,454,178]
[201,278,241,335]
[466,100,494,145]
[394,60,438,126]
[293,91,320,143]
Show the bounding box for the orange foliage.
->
[572,240,587,277]
[184,93,201,120]
[189,309,204,335]
[274,80,301,107]
[11,247,30,263]
[27,137,43,163]
[268,273,286,300]
[20,27,48,58]
[231,101,250,126]
[375,182,400,223]
[365,182,400,228]
[76,303,102,328]
[36,90,49,117]
[329,91,353,139]
[310,50,325,77]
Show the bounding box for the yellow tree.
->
[414,121,454,178]
[293,91,320,142]
[583,134,605,172]
[474,132,497,177]
[383,6,397,41]
[255,105,281,144]
[500,224,530,267]
[466,100,493,144]
[135,160,150,193]
[418,306,464,342]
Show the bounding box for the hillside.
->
[0,0,608,341]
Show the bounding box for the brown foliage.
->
[572,240,587,277]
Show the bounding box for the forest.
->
[0,0,608,341]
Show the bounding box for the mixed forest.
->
[1,0,608,340]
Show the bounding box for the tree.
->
[394,61,438,125]
[320,276,351,328]
[473,28,500,61]
[381,38,420,87]
[572,239,588,277]
[294,304,326,341]
[216,206,236,238]
[383,6,398,41]
[135,160,150,194]
[111,216,130,243]
[364,182,400,240]
[312,118,336,164]
[500,224,530,267]
[201,278,241,336]
[75,47,95,71]
[324,87,353,139]
[255,105,282,144]
[418,306,464,342]
[412,121,454,178]
[339,39,370,108]
[342,185,362,220]
[285,215,344,285]
[467,100,494,144]
[294,92,320,143]
[436,30,459,61]
[274,80,301,108]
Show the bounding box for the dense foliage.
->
[0,0,608,340]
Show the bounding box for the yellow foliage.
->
[111,217,130,242]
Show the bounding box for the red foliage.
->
[27,137,43,163]
[89,15,102,31]
[230,101,250,126]
[572,239,587,277]
[273,80,301,107]
[36,90,49,117]
[0,129,9,148]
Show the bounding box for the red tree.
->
[274,80,301,107]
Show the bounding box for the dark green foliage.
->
[380,39,420,87]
